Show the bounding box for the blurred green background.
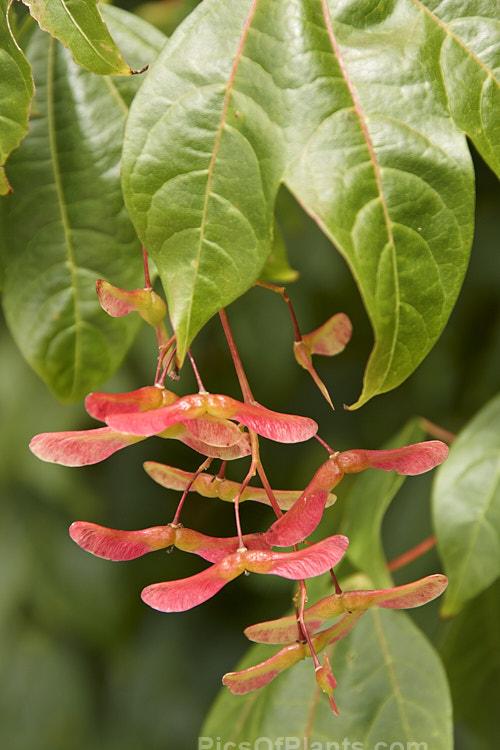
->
[1,2,499,749]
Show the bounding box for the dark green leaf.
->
[440,579,500,748]
[341,419,426,587]
[22,0,134,75]
[1,9,165,400]
[0,0,34,195]
[432,393,500,616]
[202,609,452,748]
[122,0,474,401]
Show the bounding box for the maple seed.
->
[141,535,349,613]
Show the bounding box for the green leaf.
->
[0,9,165,400]
[341,419,426,587]
[123,0,474,397]
[284,0,475,408]
[0,0,34,195]
[122,0,288,365]
[420,0,500,178]
[202,609,452,748]
[21,0,135,75]
[432,393,500,616]
[259,218,299,284]
[440,579,500,748]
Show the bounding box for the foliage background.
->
[1,2,499,749]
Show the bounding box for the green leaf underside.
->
[433,393,500,616]
[1,8,165,400]
[341,419,426,588]
[0,0,34,195]
[122,0,479,401]
[202,609,452,748]
[22,0,133,75]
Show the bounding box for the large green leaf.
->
[202,609,452,748]
[21,0,134,75]
[440,579,500,749]
[341,419,426,587]
[1,7,165,400]
[419,0,500,177]
[122,0,475,400]
[0,0,34,195]
[432,393,500,616]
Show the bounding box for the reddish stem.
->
[171,457,213,525]
[188,350,207,393]
[142,246,152,289]
[314,434,336,455]
[256,281,302,342]
[154,333,176,384]
[387,535,437,572]
[157,345,177,387]
[297,580,320,668]
[330,569,342,595]
[256,461,283,519]
[419,418,456,444]
[233,452,257,549]
[219,309,254,403]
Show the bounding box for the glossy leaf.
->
[203,609,452,748]
[433,392,500,616]
[342,420,426,587]
[1,8,165,399]
[22,0,134,75]
[123,0,474,406]
[143,461,336,510]
[0,0,34,195]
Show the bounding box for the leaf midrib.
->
[321,0,399,390]
[47,35,81,397]
[182,0,260,355]
[412,0,500,89]
[56,0,126,70]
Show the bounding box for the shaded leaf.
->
[0,0,34,195]
[22,0,134,75]
[440,579,500,748]
[433,392,500,616]
[203,609,452,749]
[341,419,426,587]
[259,218,299,283]
[1,8,165,399]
